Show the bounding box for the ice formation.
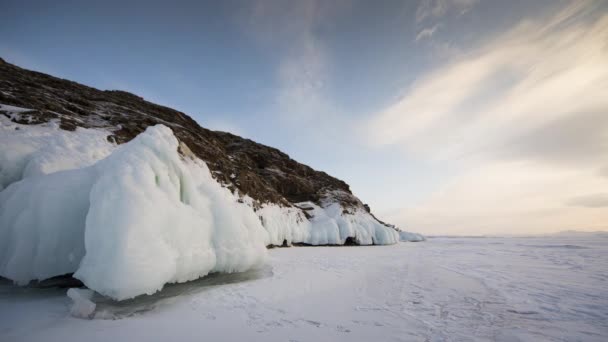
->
[0,109,422,300]
[67,288,96,319]
[1,124,267,299]
[257,200,402,246]
[398,230,426,242]
[259,202,399,246]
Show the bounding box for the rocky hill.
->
[0,58,365,208]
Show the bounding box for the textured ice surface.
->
[258,204,310,246]
[398,230,426,242]
[0,124,268,299]
[0,168,96,283]
[259,202,400,246]
[0,234,606,341]
[300,202,399,245]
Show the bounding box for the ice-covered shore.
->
[0,112,419,299]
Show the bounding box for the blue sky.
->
[2,0,607,234]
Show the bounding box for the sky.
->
[1,0,607,235]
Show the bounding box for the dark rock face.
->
[0,58,368,211]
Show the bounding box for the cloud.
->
[568,194,608,208]
[385,161,608,235]
[497,109,608,167]
[202,118,244,136]
[413,0,479,54]
[369,0,608,161]
[415,0,479,23]
[369,0,608,234]
[242,0,351,143]
[415,24,441,42]
[242,0,335,122]
[600,166,608,178]
[276,30,333,122]
[242,0,331,47]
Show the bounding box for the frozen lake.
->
[1,234,607,341]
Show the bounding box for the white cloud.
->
[415,24,441,42]
[276,31,333,122]
[243,0,341,123]
[385,161,608,235]
[415,0,479,23]
[568,193,608,208]
[238,0,359,158]
[369,0,608,234]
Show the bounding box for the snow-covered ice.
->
[1,234,606,342]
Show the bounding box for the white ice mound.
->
[398,230,426,242]
[303,202,400,245]
[259,201,400,246]
[0,124,267,300]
